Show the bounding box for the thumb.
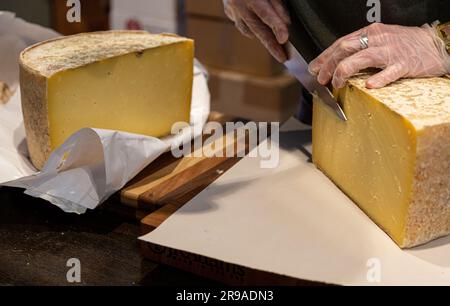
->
[366,64,407,89]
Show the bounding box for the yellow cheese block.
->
[20,31,194,170]
[313,76,450,248]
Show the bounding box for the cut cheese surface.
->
[20,31,194,169]
[313,76,450,248]
[47,42,192,150]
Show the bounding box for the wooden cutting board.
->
[114,112,250,216]
[135,117,319,285]
[120,114,307,285]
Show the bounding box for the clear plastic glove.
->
[223,0,291,62]
[309,23,450,89]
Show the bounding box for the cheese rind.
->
[313,76,450,248]
[20,31,191,77]
[20,31,194,170]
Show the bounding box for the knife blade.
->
[284,42,348,121]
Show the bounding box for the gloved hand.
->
[309,23,450,89]
[223,0,291,62]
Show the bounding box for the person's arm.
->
[223,0,291,62]
[309,23,450,89]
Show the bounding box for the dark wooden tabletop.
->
[0,186,214,286]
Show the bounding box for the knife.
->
[284,42,347,121]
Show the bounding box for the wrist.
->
[432,21,450,73]
[434,22,450,54]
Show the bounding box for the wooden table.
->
[0,186,217,285]
[0,113,310,285]
[0,112,239,285]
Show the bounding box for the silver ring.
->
[359,33,369,50]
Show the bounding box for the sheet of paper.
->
[140,118,450,286]
[0,12,210,213]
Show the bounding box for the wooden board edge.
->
[140,241,326,286]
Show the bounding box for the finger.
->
[317,36,361,85]
[247,0,289,44]
[224,3,237,22]
[332,47,387,88]
[311,23,390,76]
[240,9,287,62]
[235,19,255,38]
[365,63,408,88]
[308,23,388,74]
[270,0,291,24]
[309,30,364,74]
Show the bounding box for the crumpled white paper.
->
[0,12,211,214]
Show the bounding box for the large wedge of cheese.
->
[313,76,450,248]
[20,31,194,170]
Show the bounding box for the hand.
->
[309,23,450,89]
[224,0,291,62]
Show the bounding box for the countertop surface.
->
[0,186,213,286]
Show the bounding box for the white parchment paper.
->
[0,12,210,213]
[141,118,450,286]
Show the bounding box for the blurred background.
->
[1,0,301,122]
